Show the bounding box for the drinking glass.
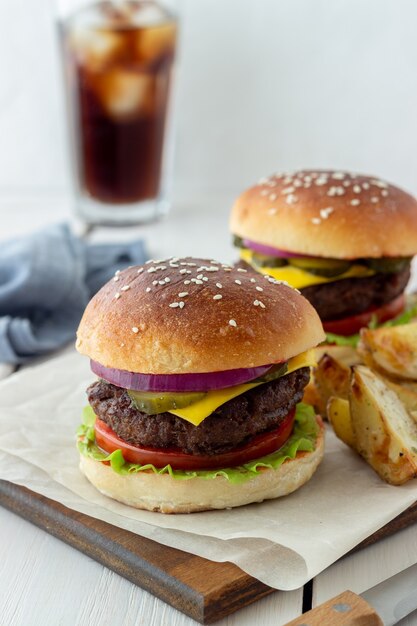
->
[57,0,178,225]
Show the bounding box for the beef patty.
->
[87,367,310,456]
[301,266,410,321]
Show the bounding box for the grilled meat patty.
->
[87,367,310,456]
[301,266,410,321]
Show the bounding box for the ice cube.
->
[135,22,176,66]
[96,70,155,119]
[69,26,124,71]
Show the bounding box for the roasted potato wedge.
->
[313,348,361,415]
[327,396,355,448]
[350,366,417,485]
[358,323,417,381]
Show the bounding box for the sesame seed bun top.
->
[76,257,325,374]
[230,170,417,259]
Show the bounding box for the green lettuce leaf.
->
[325,299,417,348]
[77,403,319,485]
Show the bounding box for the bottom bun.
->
[79,416,324,514]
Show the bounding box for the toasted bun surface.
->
[79,416,324,513]
[76,257,325,373]
[230,170,417,259]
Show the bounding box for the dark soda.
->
[62,1,177,205]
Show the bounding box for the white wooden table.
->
[0,196,416,626]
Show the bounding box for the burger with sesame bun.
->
[230,170,417,344]
[76,257,325,513]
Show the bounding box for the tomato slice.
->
[94,409,295,471]
[322,294,405,336]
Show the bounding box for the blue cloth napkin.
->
[0,224,147,364]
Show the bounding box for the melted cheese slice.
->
[168,350,316,426]
[240,249,374,289]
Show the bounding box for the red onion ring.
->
[242,238,315,259]
[91,360,276,392]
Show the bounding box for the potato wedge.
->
[350,366,417,485]
[327,396,355,448]
[358,323,417,381]
[313,348,361,415]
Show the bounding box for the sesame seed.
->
[179,301,185,309]
[362,182,370,190]
[315,176,328,186]
[120,342,125,347]
[282,186,295,195]
[371,179,388,189]
[158,280,165,285]
[293,179,302,187]
[216,282,223,288]
[328,186,345,197]
[381,189,389,197]
[195,279,203,285]
[286,193,298,205]
[229,319,237,327]
[253,300,265,308]
[320,207,334,219]
[187,263,197,267]
[178,292,189,297]
[164,277,170,283]
[343,180,351,187]
[250,278,257,283]
[197,274,204,279]
[332,172,345,180]
[137,268,144,273]
[353,185,361,193]
[235,279,242,285]
[311,217,321,225]
[156,265,167,271]
[202,277,208,282]
[371,196,379,203]
[184,280,191,285]
[237,268,247,272]
[114,292,121,299]
[179,269,187,274]
[147,267,157,273]
[350,199,360,206]
[224,268,232,272]
[169,302,179,308]
[121,285,130,291]
[256,286,264,291]
[132,327,139,333]
[269,193,277,201]
[115,270,121,275]
[146,287,151,293]
[113,276,119,282]
[213,294,223,300]
[170,263,179,268]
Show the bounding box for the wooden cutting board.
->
[0,479,415,624]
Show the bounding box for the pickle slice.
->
[364,257,411,274]
[233,234,246,248]
[251,253,288,268]
[255,362,288,383]
[288,257,352,277]
[128,390,206,415]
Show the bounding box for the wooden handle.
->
[284,590,383,626]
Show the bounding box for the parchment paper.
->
[0,352,416,590]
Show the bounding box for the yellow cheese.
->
[239,249,374,289]
[168,349,316,426]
